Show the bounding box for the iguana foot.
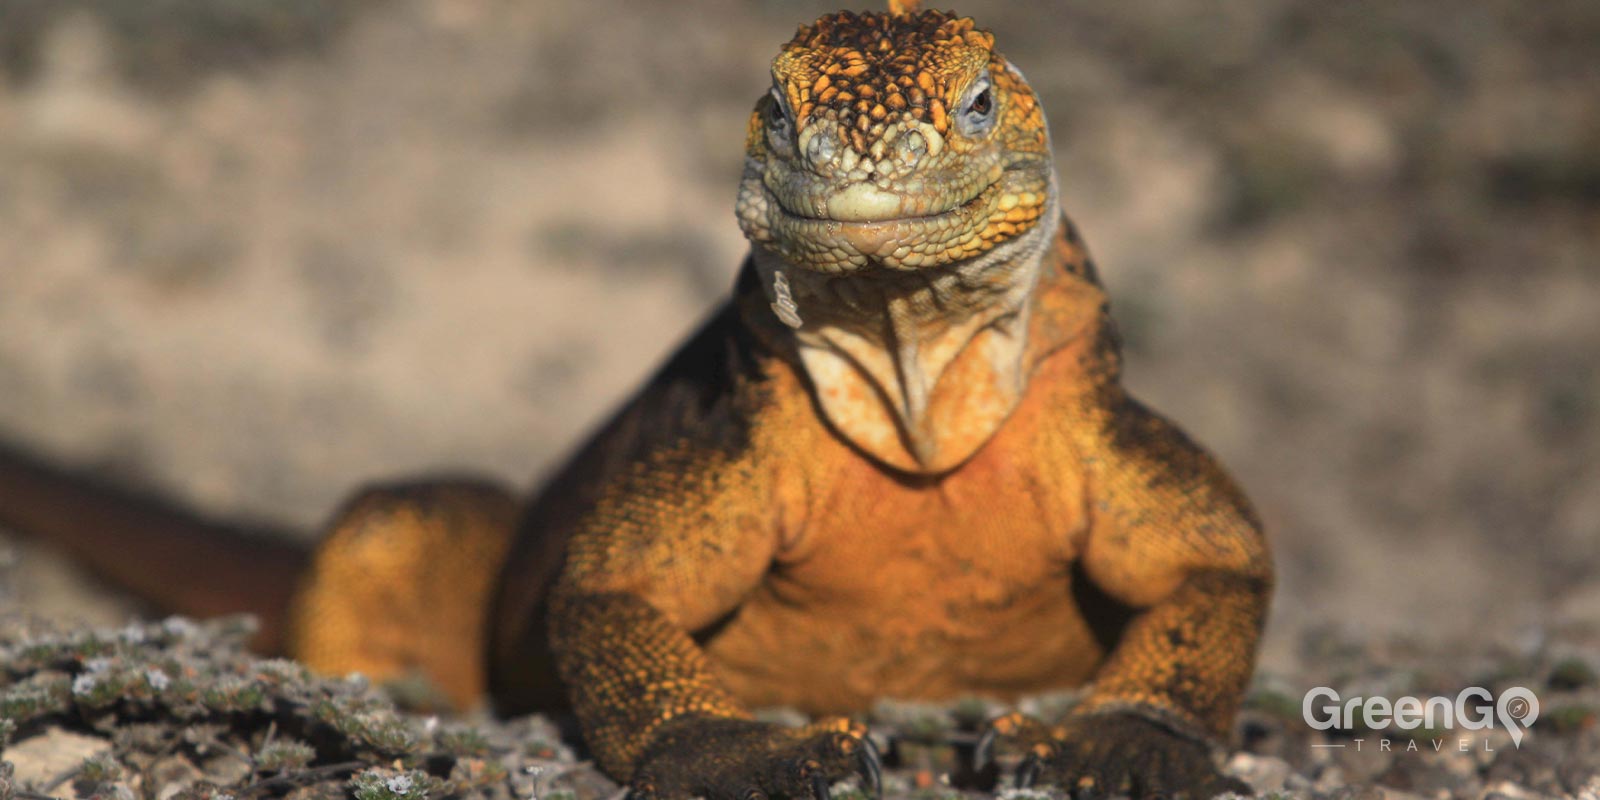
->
[975,711,1249,799]
[631,717,881,800]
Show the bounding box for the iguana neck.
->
[753,188,1074,475]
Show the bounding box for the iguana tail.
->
[0,443,309,653]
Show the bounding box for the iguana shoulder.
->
[486,264,809,714]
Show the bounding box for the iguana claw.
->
[974,726,998,772]
[973,711,1055,778]
[1016,754,1041,789]
[630,717,879,800]
[858,735,883,799]
[974,711,1250,799]
[811,772,830,800]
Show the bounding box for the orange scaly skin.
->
[506,224,1269,798]
[0,6,1272,800]
[498,8,1269,797]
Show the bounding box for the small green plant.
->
[435,725,492,758]
[78,755,124,783]
[350,768,436,800]
[254,739,316,772]
[1548,658,1599,691]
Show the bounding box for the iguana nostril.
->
[898,123,944,164]
[896,128,933,171]
[802,126,837,173]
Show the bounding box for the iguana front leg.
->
[554,591,880,800]
[546,450,880,800]
[983,384,1271,798]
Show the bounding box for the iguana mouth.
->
[754,177,1036,273]
[773,179,997,225]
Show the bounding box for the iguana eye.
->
[957,76,997,138]
[767,89,791,131]
[765,88,796,154]
[969,87,992,116]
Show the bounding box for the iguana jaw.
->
[740,162,1050,274]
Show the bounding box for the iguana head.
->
[736,4,1053,274]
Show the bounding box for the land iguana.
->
[0,3,1272,798]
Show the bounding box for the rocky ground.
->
[2,615,1598,800]
[1,0,1596,653]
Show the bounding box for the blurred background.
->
[0,0,1596,671]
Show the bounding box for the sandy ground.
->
[0,0,1597,735]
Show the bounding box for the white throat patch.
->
[755,197,1062,474]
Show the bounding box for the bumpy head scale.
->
[735,7,1053,274]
